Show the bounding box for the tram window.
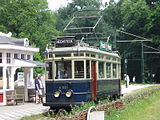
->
[99,55,103,59]
[106,63,111,78]
[75,61,84,78]
[86,60,90,78]
[118,64,121,78]
[74,52,84,56]
[99,62,104,78]
[49,53,53,58]
[106,56,110,60]
[80,53,84,56]
[112,58,117,61]
[46,62,53,79]
[55,61,72,79]
[86,53,90,57]
[45,54,49,59]
[55,54,71,57]
[113,64,117,78]
[91,54,95,58]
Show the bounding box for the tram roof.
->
[49,46,120,58]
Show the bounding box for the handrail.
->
[87,106,97,120]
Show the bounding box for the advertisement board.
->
[99,41,112,52]
[17,72,24,86]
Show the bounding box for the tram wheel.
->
[112,94,119,101]
[48,109,54,115]
[48,108,55,115]
[57,108,68,116]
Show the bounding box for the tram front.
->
[43,36,92,108]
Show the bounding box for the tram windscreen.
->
[55,61,72,79]
[46,62,53,79]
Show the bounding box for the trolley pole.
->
[141,42,145,83]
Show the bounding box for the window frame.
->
[0,53,2,63]
[6,53,11,64]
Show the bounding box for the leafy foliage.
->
[0,0,60,75]
[0,0,60,51]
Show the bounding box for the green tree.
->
[0,0,60,75]
[121,0,151,36]
[0,0,60,51]
[103,0,122,29]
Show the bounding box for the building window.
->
[6,53,11,63]
[14,53,18,59]
[0,67,3,89]
[0,53,2,63]
[27,55,30,60]
[21,54,25,59]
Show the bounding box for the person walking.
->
[35,74,41,104]
[38,76,44,103]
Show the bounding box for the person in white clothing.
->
[124,74,130,88]
[132,76,136,83]
[126,75,130,87]
[38,76,44,103]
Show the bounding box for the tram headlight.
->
[54,90,61,98]
[65,90,73,98]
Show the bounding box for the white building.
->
[0,32,44,105]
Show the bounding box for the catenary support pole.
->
[141,42,144,83]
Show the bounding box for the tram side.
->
[43,47,121,108]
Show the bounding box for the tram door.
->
[91,61,97,101]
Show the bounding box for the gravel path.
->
[121,84,152,94]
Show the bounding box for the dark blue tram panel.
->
[44,80,92,107]
[44,79,121,108]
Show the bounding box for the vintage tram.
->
[43,36,121,109]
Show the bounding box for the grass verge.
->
[106,86,160,120]
[20,113,44,120]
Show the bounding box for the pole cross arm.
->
[117,39,152,43]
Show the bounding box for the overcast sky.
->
[47,0,110,11]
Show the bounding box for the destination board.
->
[54,36,76,47]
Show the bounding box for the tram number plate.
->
[59,85,69,89]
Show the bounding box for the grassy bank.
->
[106,86,160,120]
